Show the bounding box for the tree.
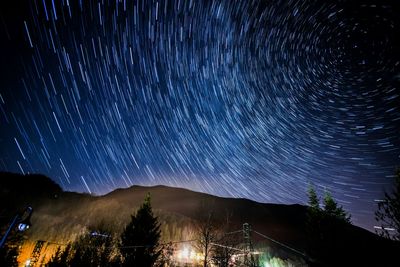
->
[46,223,117,267]
[157,242,175,267]
[307,186,320,213]
[0,230,22,267]
[69,226,114,267]
[211,212,237,267]
[0,242,19,267]
[120,193,161,267]
[323,192,351,223]
[375,169,400,240]
[195,201,220,267]
[46,244,71,267]
[305,185,323,262]
[307,185,351,223]
[306,185,352,266]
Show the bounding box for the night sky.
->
[0,0,399,231]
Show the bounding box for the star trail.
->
[0,0,399,230]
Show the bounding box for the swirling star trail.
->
[0,0,399,230]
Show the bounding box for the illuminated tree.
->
[0,231,22,267]
[157,242,175,267]
[46,223,117,267]
[69,227,114,266]
[375,169,400,240]
[195,201,220,267]
[211,213,237,267]
[46,244,71,267]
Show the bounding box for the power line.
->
[252,230,307,258]
[119,239,198,249]
[35,229,244,250]
[30,225,308,260]
[209,242,245,253]
[29,237,198,250]
[222,229,243,236]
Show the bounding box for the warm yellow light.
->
[182,247,189,259]
[175,246,204,263]
[177,246,190,259]
[196,252,203,261]
[189,250,196,260]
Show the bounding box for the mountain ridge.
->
[1,172,399,266]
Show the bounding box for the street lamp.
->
[0,206,33,248]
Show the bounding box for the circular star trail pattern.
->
[0,0,399,230]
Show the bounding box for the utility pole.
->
[243,223,256,267]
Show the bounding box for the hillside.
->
[1,172,399,266]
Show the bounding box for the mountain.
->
[1,172,399,266]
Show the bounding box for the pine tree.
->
[323,192,336,214]
[306,185,352,265]
[323,192,351,223]
[120,193,161,267]
[69,229,114,267]
[307,186,320,211]
[46,245,70,267]
[375,169,400,240]
[306,185,323,260]
[46,246,61,267]
[46,224,116,267]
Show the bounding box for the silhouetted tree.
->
[306,185,352,267]
[323,192,351,223]
[195,201,220,267]
[306,185,351,223]
[46,224,117,267]
[69,227,114,266]
[305,185,323,263]
[211,212,237,267]
[0,242,19,267]
[375,169,400,240]
[46,244,71,267]
[307,186,320,211]
[120,193,161,267]
[0,230,22,267]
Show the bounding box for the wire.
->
[31,226,308,259]
[119,239,198,249]
[222,229,243,236]
[252,230,307,258]
[32,238,199,249]
[209,242,245,253]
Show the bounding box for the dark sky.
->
[0,0,399,231]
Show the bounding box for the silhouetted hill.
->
[1,172,399,266]
[0,172,62,217]
[104,184,309,249]
[0,172,62,196]
[103,184,400,266]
